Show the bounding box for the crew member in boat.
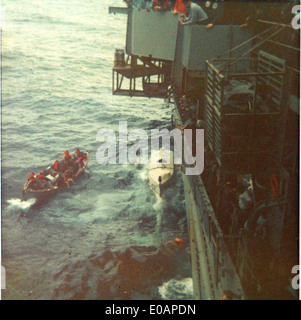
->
[27,173,39,190]
[74,148,86,160]
[72,158,81,173]
[28,172,35,181]
[75,157,83,170]
[64,168,75,189]
[36,172,47,188]
[51,160,61,172]
[53,173,65,187]
[63,150,72,168]
[37,171,55,190]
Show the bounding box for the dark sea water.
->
[1,0,192,299]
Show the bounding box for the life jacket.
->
[174,238,184,247]
[37,173,44,180]
[75,149,81,158]
[54,161,59,171]
[76,157,83,165]
[173,0,187,15]
[64,151,70,160]
[28,173,35,180]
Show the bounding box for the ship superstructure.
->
[110,2,299,299]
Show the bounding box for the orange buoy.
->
[174,238,184,247]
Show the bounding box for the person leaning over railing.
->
[140,0,153,11]
[203,0,225,29]
[144,0,153,10]
[153,0,172,11]
[179,0,208,25]
[124,0,153,11]
[173,0,188,16]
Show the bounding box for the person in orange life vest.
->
[63,150,72,168]
[75,157,83,170]
[36,173,45,180]
[173,0,187,15]
[75,148,81,158]
[74,148,85,160]
[28,172,35,181]
[27,172,38,189]
[35,172,47,188]
[51,160,60,172]
[153,0,171,11]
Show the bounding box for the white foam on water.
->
[158,277,194,300]
[153,198,164,236]
[7,198,36,211]
[153,197,163,211]
[138,169,148,181]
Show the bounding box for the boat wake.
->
[138,169,148,181]
[153,196,163,211]
[153,197,164,238]
[7,198,36,212]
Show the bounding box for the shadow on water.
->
[51,244,191,300]
[153,197,164,241]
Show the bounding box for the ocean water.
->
[1,0,192,299]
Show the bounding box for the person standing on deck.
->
[203,0,225,29]
[130,0,153,10]
[173,0,188,15]
[153,0,171,11]
[144,0,153,10]
[179,0,208,25]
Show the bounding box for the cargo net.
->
[205,50,287,172]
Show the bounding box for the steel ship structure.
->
[109,1,299,300]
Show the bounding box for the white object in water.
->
[148,148,174,198]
